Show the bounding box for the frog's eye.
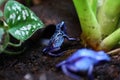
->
[96,51,111,61]
[97,51,106,55]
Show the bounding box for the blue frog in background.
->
[56,48,110,80]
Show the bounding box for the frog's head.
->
[56,21,67,33]
[96,51,111,62]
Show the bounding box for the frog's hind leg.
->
[87,65,94,80]
[61,65,82,80]
[64,35,77,41]
[47,47,65,57]
[48,51,65,57]
[56,60,66,67]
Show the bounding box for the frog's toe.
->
[42,48,47,53]
[61,65,82,80]
[87,65,94,80]
[48,52,64,57]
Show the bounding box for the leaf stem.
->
[97,0,120,38]
[8,40,23,47]
[98,28,120,51]
[73,0,101,49]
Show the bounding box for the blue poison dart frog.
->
[42,21,77,56]
[56,48,110,80]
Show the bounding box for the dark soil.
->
[0,0,120,80]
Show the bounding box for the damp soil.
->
[0,0,120,80]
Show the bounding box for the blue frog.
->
[42,21,76,56]
[56,48,110,80]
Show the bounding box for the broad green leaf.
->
[4,0,44,41]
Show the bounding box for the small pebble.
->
[24,73,33,80]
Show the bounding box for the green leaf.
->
[97,0,120,38]
[98,28,120,51]
[73,0,101,49]
[4,0,44,41]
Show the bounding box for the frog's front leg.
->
[64,34,77,41]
